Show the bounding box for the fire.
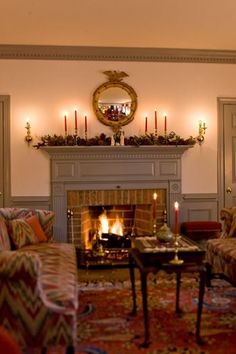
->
[111,215,123,236]
[98,211,123,236]
[98,212,109,234]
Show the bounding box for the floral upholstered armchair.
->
[0,208,78,353]
[206,207,236,286]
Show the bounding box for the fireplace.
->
[67,188,167,249]
[42,145,192,244]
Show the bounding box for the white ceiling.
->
[1,0,236,50]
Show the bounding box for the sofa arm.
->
[0,251,41,279]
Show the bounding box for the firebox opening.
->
[67,188,167,250]
[82,204,162,250]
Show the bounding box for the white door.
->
[219,98,236,208]
[0,96,10,207]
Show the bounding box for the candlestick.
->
[64,115,67,136]
[155,110,157,136]
[74,110,78,135]
[164,115,167,136]
[174,201,179,235]
[145,116,148,134]
[170,201,183,265]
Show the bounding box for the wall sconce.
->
[197,120,207,144]
[25,121,33,144]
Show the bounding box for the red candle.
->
[174,201,179,235]
[164,115,167,135]
[74,110,78,132]
[155,110,157,132]
[145,116,148,133]
[85,115,87,132]
[64,115,67,135]
[152,193,157,220]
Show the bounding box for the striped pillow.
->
[0,217,11,251]
[9,219,39,249]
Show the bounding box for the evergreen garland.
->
[34,132,196,149]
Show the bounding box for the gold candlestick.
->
[153,221,157,236]
[170,234,184,265]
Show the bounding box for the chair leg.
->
[40,345,73,354]
[205,262,212,287]
[66,346,74,354]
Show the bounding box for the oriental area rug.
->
[48,271,236,354]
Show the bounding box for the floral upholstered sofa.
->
[0,208,78,353]
[206,207,236,286]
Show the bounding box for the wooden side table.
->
[129,236,206,347]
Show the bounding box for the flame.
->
[98,211,123,236]
[111,215,123,236]
[98,212,109,235]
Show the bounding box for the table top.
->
[130,236,205,269]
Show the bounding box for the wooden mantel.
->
[42,145,193,242]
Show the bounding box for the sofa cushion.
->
[0,208,55,241]
[18,242,79,311]
[25,215,47,242]
[9,219,39,249]
[0,217,11,251]
[206,238,236,285]
[220,207,236,237]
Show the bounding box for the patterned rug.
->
[48,272,236,354]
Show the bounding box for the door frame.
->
[217,97,236,211]
[0,95,11,206]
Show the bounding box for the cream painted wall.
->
[1,59,236,196]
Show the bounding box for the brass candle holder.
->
[25,121,33,144]
[153,221,157,236]
[197,120,207,144]
[170,233,184,265]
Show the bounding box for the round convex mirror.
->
[93,71,137,132]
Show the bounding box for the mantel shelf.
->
[41,145,194,158]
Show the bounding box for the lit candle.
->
[74,110,78,133]
[155,110,157,134]
[64,115,67,136]
[152,192,157,220]
[145,116,148,134]
[174,201,179,235]
[164,115,167,135]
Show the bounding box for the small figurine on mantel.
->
[156,209,173,242]
[111,129,125,146]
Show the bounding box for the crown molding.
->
[1,44,236,63]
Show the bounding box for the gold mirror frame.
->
[93,71,138,132]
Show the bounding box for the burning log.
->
[100,233,131,248]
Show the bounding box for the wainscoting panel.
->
[181,194,220,222]
[10,197,51,211]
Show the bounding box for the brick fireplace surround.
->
[42,145,192,246]
[67,188,166,248]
